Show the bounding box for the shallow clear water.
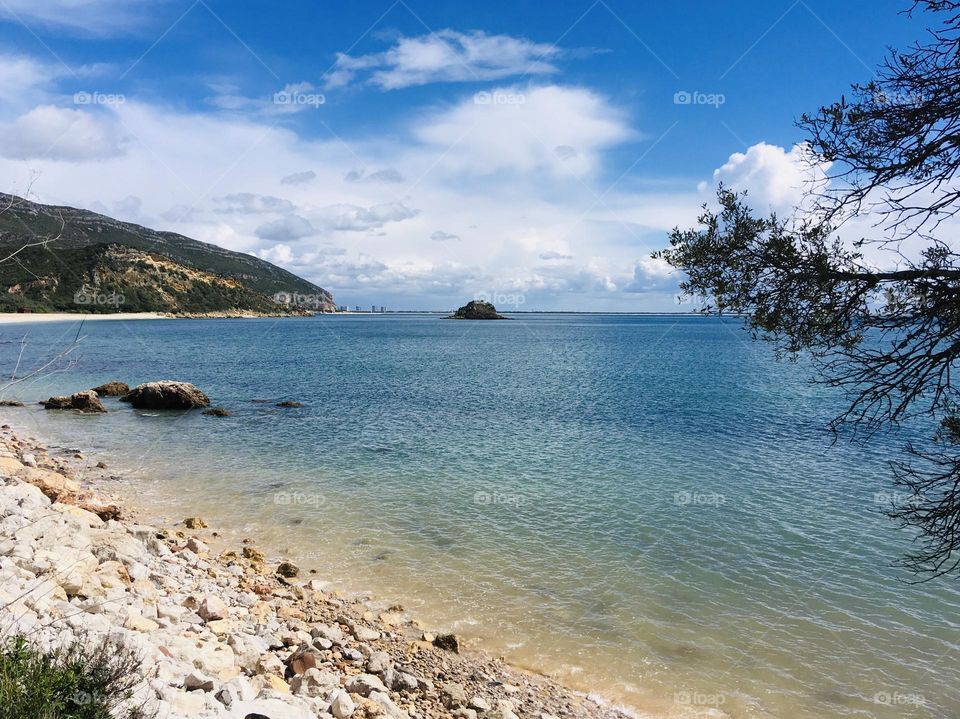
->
[1,314,957,719]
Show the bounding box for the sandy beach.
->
[0,312,171,324]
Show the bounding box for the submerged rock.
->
[0,399,24,407]
[121,381,210,409]
[202,407,231,417]
[90,380,129,397]
[43,390,107,413]
[445,300,508,320]
[276,400,304,408]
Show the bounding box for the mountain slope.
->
[0,194,334,314]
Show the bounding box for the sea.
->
[0,313,956,719]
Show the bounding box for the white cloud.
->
[326,30,561,90]
[257,243,295,265]
[624,256,675,293]
[344,168,405,184]
[0,0,153,34]
[255,215,315,242]
[0,57,708,310]
[214,193,295,214]
[539,250,572,260]
[415,85,632,177]
[709,142,830,214]
[1,105,124,161]
[315,202,419,232]
[430,230,459,242]
[281,170,316,185]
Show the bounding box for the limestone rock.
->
[121,381,210,409]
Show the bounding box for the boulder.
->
[0,399,23,407]
[121,381,210,409]
[16,467,80,500]
[276,401,304,408]
[43,390,106,413]
[90,381,129,397]
[276,561,300,578]
[433,633,461,653]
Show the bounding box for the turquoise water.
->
[1,314,957,718]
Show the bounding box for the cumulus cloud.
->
[255,215,315,242]
[281,170,317,185]
[344,168,405,184]
[415,85,632,177]
[623,256,676,293]
[316,202,419,231]
[430,230,460,242]
[708,142,830,214]
[257,243,295,265]
[214,193,295,214]
[325,29,561,90]
[1,105,124,161]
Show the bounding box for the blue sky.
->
[0,0,922,310]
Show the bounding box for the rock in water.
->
[276,561,300,578]
[276,401,304,408]
[203,407,231,417]
[433,633,461,653]
[0,399,24,407]
[121,381,210,409]
[445,300,508,320]
[43,390,107,413]
[90,380,129,396]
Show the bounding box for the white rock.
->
[344,674,387,697]
[198,594,228,621]
[183,669,216,692]
[329,689,356,719]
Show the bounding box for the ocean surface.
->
[0,313,957,719]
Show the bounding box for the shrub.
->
[0,634,154,719]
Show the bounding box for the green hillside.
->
[0,194,335,314]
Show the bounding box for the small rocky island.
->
[445,300,509,320]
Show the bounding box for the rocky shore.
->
[0,424,636,719]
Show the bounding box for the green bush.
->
[0,635,154,719]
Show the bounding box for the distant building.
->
[371,305,376,313]
[355,306,361,312]
[380,306,386,313]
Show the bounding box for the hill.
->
[0,194,335,314]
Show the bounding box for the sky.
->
[0,0,924,310]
